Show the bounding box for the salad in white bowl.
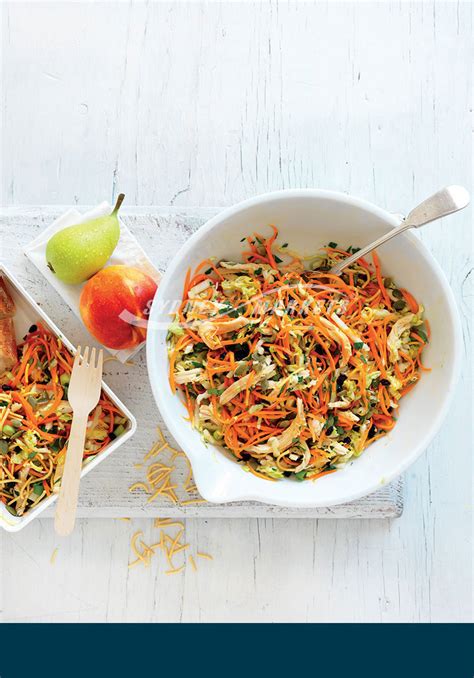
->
[147,190,461,507]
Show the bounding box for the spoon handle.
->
[330,185,470,276]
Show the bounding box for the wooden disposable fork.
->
[55,346,103,536]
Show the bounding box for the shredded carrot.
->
[400,288,419,313]
[372,251,392,308]
[306,468,337,481]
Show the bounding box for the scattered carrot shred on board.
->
[127,514,212,573]
[128,425,206,506]
[166,565,185,575]
[197,552,213,561]
[126,428,212,573]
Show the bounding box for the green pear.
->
[46,194,125,284]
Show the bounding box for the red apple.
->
[79,265,157,349]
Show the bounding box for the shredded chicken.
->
[319,316,352,365]
[174,368,204,385]
[245,398,306,455]
[219,364,275,405]
[197,317,250,349]
[330,312,365,347]
[387,313,416,362]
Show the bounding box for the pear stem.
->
[112,193,125,214]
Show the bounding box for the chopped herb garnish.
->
[274,255,283,264]
[328,241,338,249]
[354,341,364,350]
[415,329,429,343]
[218,303,234,315]
[324,415,335,430]
[193,342,208,351]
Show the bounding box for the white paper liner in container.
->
[24,202,161,363]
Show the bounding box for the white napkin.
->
[24,202,161,363]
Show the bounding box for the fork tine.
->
[82,346,90,365]
[96,349,104,372]
[74,346,82,367]
[90,347,96,370]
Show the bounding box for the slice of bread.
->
[0,277,15,319]
[0,317,17,374]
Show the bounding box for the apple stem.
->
[112,193,125,214]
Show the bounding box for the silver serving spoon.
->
[330,185,470,276]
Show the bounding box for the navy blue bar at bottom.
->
[0,623,472,678]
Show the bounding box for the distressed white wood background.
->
[1,0,472,622]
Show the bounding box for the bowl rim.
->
[146,189,462,507]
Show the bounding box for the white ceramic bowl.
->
[147,190,461,507]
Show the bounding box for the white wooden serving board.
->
[1,206,403,518]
